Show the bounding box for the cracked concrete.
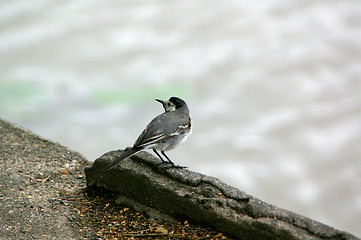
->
[85,149,358,240]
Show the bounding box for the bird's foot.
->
[170,164,187,169]
[157,162,187,169]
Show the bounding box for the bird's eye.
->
[167,103,171,106]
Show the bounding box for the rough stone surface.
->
[0,118,92,239]
[86,150,359,240]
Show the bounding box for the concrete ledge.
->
[0,118,91,239]
[85,150,358,240]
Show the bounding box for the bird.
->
[101,97,192,172]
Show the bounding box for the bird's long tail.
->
[101,147,141,173]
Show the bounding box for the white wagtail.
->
[101,97,192,172]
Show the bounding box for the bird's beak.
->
[155,99,164,104]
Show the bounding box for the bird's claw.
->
[157,162,187,169]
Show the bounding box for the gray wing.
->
[134,111,190,148]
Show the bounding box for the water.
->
[1,0,361,237]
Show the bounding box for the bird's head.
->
[155,97,187,112]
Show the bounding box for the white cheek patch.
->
[168,105,176,111]
[163,101,176,112]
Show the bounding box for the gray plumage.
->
[101,97,192,172]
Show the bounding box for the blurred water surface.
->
[1,0,361,237]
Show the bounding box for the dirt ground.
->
[0,119,228,239]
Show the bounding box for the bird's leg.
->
[153,149,167,163]
[160,151,174,164]
[161,151,187,169]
